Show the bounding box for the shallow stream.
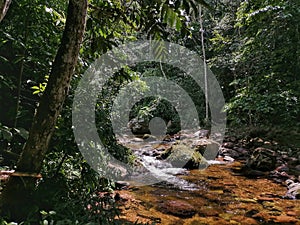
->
[115,134,300,224]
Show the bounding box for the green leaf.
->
[14,127,29,139]
[175,17,182,31]
[13,56,25,64]
[1,129,13,141]
[33,90,41,95]
[0,55,9,63]
[0,40,9,48]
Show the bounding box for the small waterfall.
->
[140,155,199,191]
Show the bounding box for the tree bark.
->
[0,0,88,221]
[0,0,11,23]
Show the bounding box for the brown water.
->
[114,134,300,224]
[116,162,300,224]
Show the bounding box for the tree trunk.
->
[0,0,11,22]
[0,0,88,221]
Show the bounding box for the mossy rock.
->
[164,144,208,169]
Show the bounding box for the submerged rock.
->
[158,200,196,218]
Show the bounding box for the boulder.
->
[128,117,149,134]
[191,139,211,155]
[222,142,235,149]
[194,129,210,138]
[285,179,300,199]
[219,147,240,158]
[246,147,276,171]
[164,144,208,169]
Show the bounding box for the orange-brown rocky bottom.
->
[114,162,300,225]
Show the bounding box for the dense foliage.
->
[207,0,300,126]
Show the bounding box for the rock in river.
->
[163,144,208,169]
[158,200,196,218]
[285,179,300,199]
[246,147,277,171]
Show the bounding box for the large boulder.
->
[163,144,208,169]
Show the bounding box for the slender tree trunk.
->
[0,0,11,22]
[0,0,88,221]
[14,17,29,128]
[199,6,209,123]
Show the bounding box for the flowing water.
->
[118,134,220,191]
